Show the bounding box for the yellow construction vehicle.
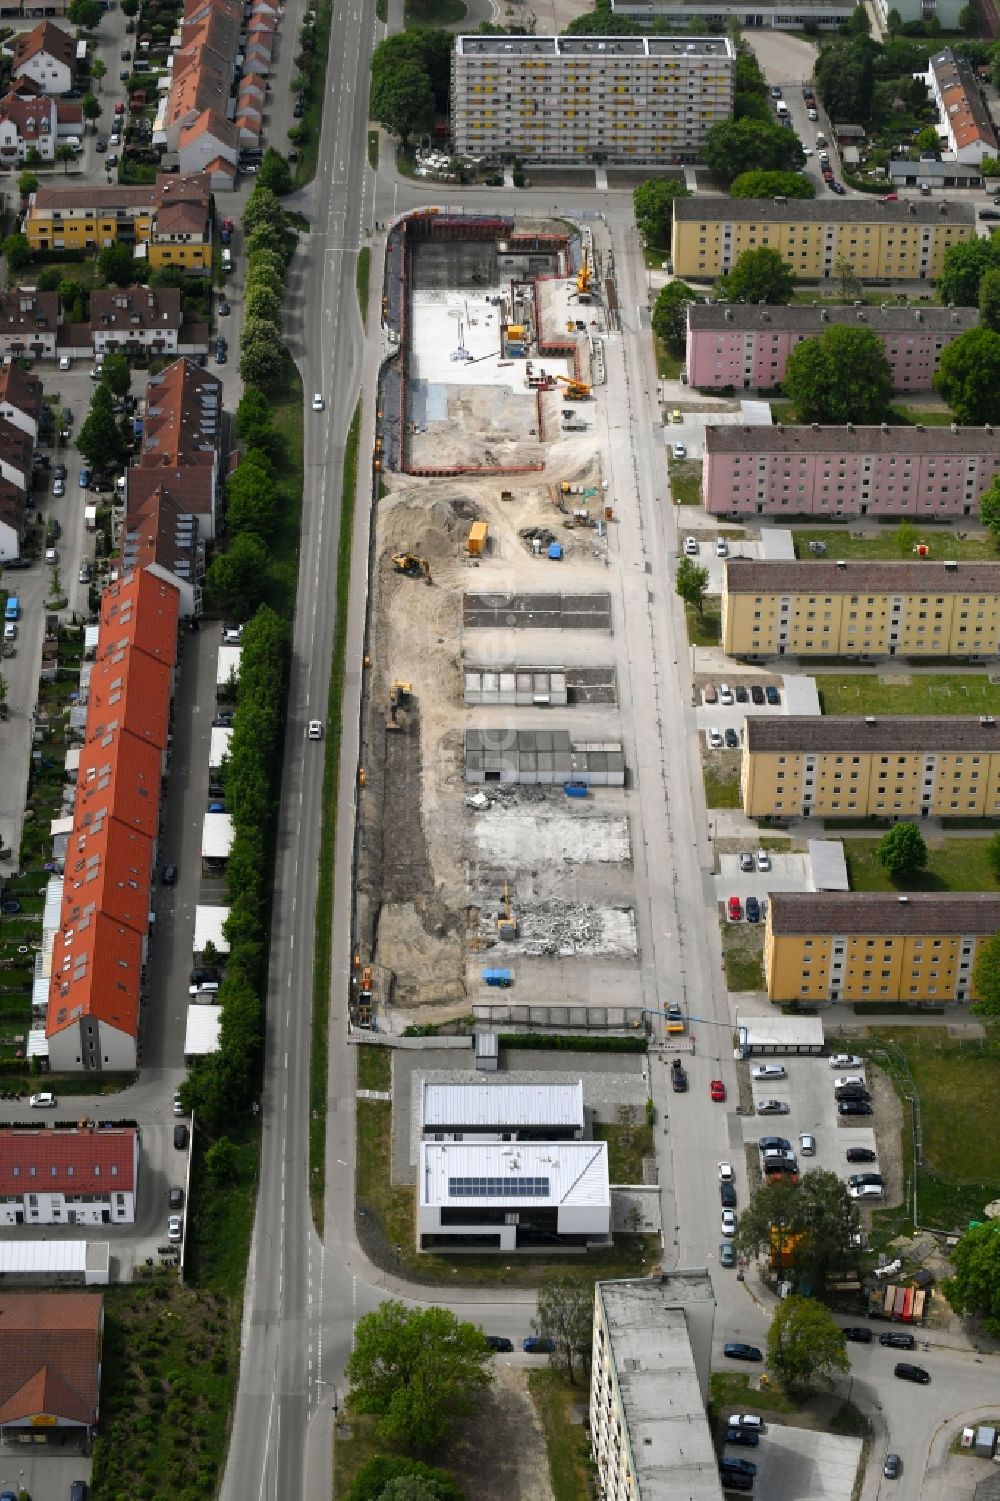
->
[497,879,518,940]
[392,553,432,582]
[576,248,593,297]
[391,680,412,704]
[555,374,592,401]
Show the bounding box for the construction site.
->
[351,213,646,1031]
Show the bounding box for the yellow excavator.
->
[576,248,593,297]
[555,374,592,401]
[392,553,432,582]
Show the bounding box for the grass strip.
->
[368,129,380,169]
[527,1370,592,1501]
[309,400,361,1231]
[356,246,370,330]
[293,0,333,188]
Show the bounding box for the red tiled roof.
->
[86,646,171,751]
[0,1291,103,1427]
[0,1127,137,1195]
[75,724,162,841]
[0,360,42,419]
[46,910,142,1039]
[126,463,215,519]
[99,567,179,668]
[0,88,56,142]
[12,19,76,72]
[141,357,221,468]
[123,484,201,580]
[178,108,238,152]
[62,814,152,935]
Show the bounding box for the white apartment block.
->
[450,34,735,164]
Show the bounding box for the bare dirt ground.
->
[446,1363,554,1501]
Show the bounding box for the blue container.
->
[563,781,588,798]
[547,542,562,560]
[482,968,513,988]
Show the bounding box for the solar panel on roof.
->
[448,1176,550,1197]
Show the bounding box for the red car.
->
[711,1079,726,1102]
[114,101,125,115]
[880,193,898,203]
[728,896,743,921]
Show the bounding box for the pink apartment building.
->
[703,424,1000,518]
[685,303,977,392]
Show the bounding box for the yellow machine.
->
[576,249,593,297]
[555,374,592,401]
[497,879,518,940]
[392,553,432,582]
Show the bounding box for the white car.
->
[312,393,325,411]
[29,1092,56,1108]
[45,547,57,564]
[683,536,698,555]
[807,107,818,120]
[53,478,65,497]
[188,980,220,997]
[308,720,323,740]
[849,1184,883,1201]
[729,1414,765,1432]
[802,145,814,156]
[707,727,724,749]
[719,683,734,706]
[829,1054,863,1070]
[756,850,771,872]
[167,1214,183,1242]
[834,1075,865,1090]
[3,623,16,642]
[58,356,71,371]
[718,1161,734,1182]
[721,1209,737,1238]
[715,537,728,557]
[751,1063,786,1081]
[672,441,687,459]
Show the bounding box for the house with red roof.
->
[0,1127,137,1226]
[74,724,162,843]
[61,816,153,937]
[10,20,76,95]
[0,360,43,440]
[0,1292,104,1447]
[47,910,143,1071]
[122,484,203,615]
[99,568,179,673]
[86,647,172,757]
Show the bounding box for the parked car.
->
[53,478,65,497]
[849,1173,883,1187]
[168,1186,184,1210]
[846,1147,877,1163]
[523,1336,555,1354]
[839,1099,873,1116]
[830,181,847,194]
[173,1123,189,1150]
[703,682,717,704]
[883,1453,902,1478]
[728,896,742,921]
[752,1064,786,1081]
[739,851,754,872]
[161,863,177,885]
[728,1413,765,1431]
[842,1326,873,1343]
[757,1099,790,1115]
[719,682,734,705]
[707,728,724,749]
[79,563,92,584]
[799,1133,816,1156]
[881,1331,916,1350]
[850,1183,883,1200]
[684,536,698,555]
[720,1241,736,1268]
[745,896,761,923]
[70,1482,89,1501]
[893,1362,929,1384]
[757,1137,790,1153]
[673,442,687,459]
[721,1210,737,1238]
[834,1075,865,1090]
[484,1335,513,1351]
[765,685,780,705]
[726,1428,759,1447]
[167,1214,183,1243]
[720,1180,736,1207]
[29,1092,56,1108]
[724,727,739,749]
[715,537,728,557]
[735,684,748,703]
[756,849,770,871]
[723,1344,763,1362]
[830,1054,863,1070]
[718,1161,734,1181]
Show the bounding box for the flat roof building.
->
[465,728,625,786]
[421,1079,585,1139]
[722,559,1000,659]
[591,1274,720,1501]
[686,302,976,394]
[741,715,1000,821]
[418,1138,610,1252]
[764,891,1000,1004]
[703,424,1000,520]
[672,196,975,282]
[451,34,734,164]
[612,0,852,26]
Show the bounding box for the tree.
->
[783,326,893,425]
[77,384,127,470]
[257,148,293,195]
[16,171,38,201]
[533,1275,593,1384]
[98,242,137,287]
[99,352,131,398]
[704,117,805,180]
[813,37,876,124]
[2,234,31,273]
[206,532,270,617]
[914,124,941,153]
[767,1296,848,1396]
[945,1221,1000,1333]
[345,1458,465,1501]
[345,1301,493,1453]
[242,186,287,241]
[565,0,639,33]
[90,57,106,90]
[204,1136,241,1183]
[718,246,794,305]
[973,930,1000,1017]
[243,283,283,326]
[652,280,695,348]
[226,455,278,539]
[832,254,863,302]
[937,235,1000,307]
[633,177,689,247]
[54,144,76,174]
[68,0,102,26]
[82,93,101,129]
[370,62,435,146]
[735,1170,860,1293]
[240,332,285,389]
[934,328,1000,425]
[675,556,709,617]
[959,2,979,31]
[235,385,282,460]
[894,519,917,555]
[876,822,928,879]
[980,266,1000,332]
[729,169,814,198]
[886,5,903,32]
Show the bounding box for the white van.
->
[775,101,789,118]
[222,248,233,276]
[64,135,83,152]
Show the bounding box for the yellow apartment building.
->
[23,174,212,270]
[764,890,1000,1004]
[722,559,1000,658]
[671,197,975,281]
[741,716,1000,819]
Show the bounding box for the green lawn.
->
[820,675,1000,717]
[528,1370,593,1501]
[722,923,765,991]
[404,0,466,21]
[655,336,683,379]
[356,246,370,329]
[703,755,741,809]
[793,530,999,563]
[367,130,379,170]
[684,597,721,647]
[593,1120,654,1182]
[845,837,1000,894]
[668,457,702,505]
[357,1042,391,1092]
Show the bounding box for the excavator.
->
[392,553,432,583]
[576,248,593,298]
[555,374,592,401]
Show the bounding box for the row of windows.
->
[751,596,994,606]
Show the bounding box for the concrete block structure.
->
[702,424,1000,520]
[721,559,1000,659]
[421,1079,585,1141]
[591,1274,719,1501]
[465,728,625,785]
[764,890,1000,1004]
[671,197,975,282]
[450,34,734,164]
[741,715,1000,820]
[685,303,976,394]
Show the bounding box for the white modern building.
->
[418,1138,610,1252]
[450,34,735,164]
[612,0,853,26]
[421,1079,585,1141]
[0,1127,138,1228]
[591,1274,720,1501]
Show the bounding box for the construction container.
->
[506,325,526,341]
[482,968,513,988]
[547,542,563,560]
[467,521,489,556]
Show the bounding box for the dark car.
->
[70,1484,89,1501]
[96,138,107,151]
[745,896,761,924]
[173,1123,189,1150]
[765,685,780,705]
[191,967,221,986]
[293,98,305,117]
[724,727,739,749]
[121,47,131,59]
[894,1362,930,1384]
[843,1326,873,1343]
[216,348,227,364]
[758,1136,791,1152]
[723,1343,763,1362]
[720,1457,757,1476]
[726,1427,759,1447]
[168,1185,184,1211]
[846,1147,877,1163]
[719,1476,753,1494]
[485,1335,513,1352]
[883,1453,902,1478]
[750,685,765,705]
[523,1336,555,1354]
[53,463,67,480]
[839,1099,873,1116]
[218,299,231,316]
[720,1181,737,1208]
[734,684,748,703]
[161,863,177,885]
[835,1086,871,1102]
[980,209,1000,220]
[880,1331,916,1350]
[830,181,847,193]
[214,711,235,727]
[671,1062,688,1093]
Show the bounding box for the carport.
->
[194,903,230,957]
[201,812,234,870]
[738,1015,824,1056]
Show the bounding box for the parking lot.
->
[715,852,814,911]
[722,1425,863,1501]
[698,676,822,752]
[741,1056,880,1191]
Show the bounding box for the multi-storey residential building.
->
[0,1127,138,1227]
[591,1274,719,1501]
[0,85,82,164]
[90,286,183,356]
[23,173,212,269]
[450,34,735,163]
[0,361,42,440]
[671,197,975,281]
[612,0,851,26]
[703,424,1000,519]
[741,716,1000,820]
[10,20,75,94]
[927,48,997,164]
[721,559,1000,659]
[0,287,59,360]
[764,891,1000,1004]
[686,302,976,393]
